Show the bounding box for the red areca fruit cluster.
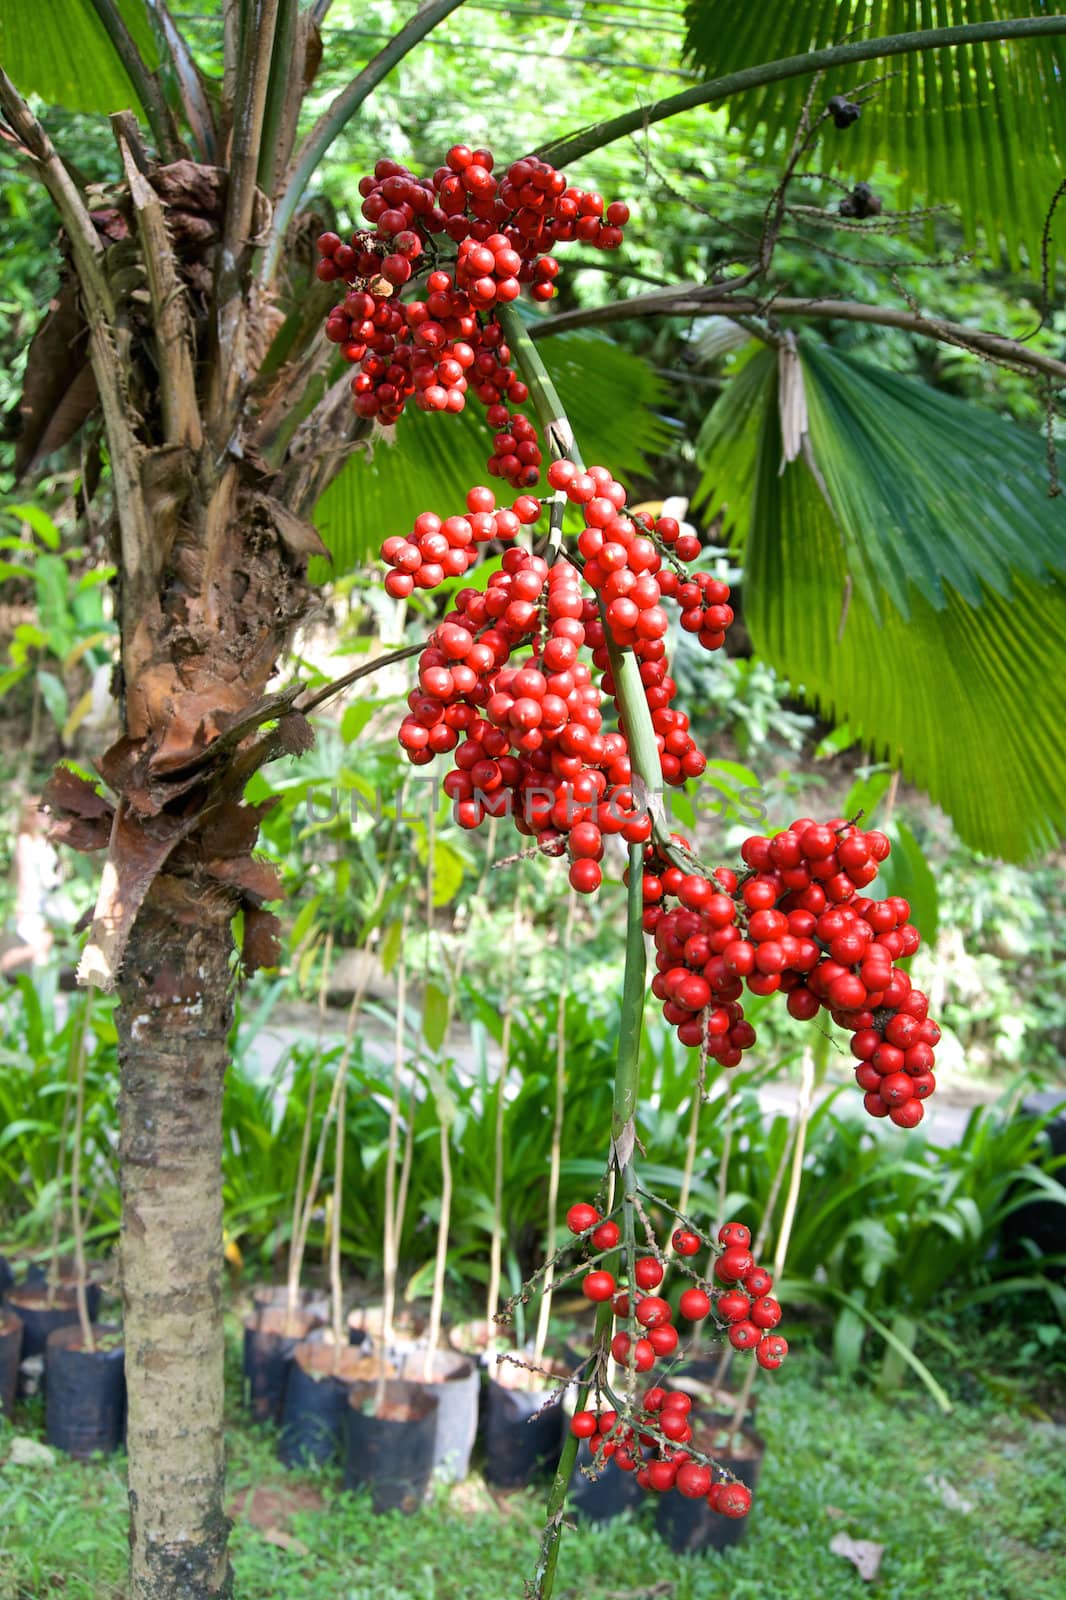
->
[643,819,942,1123]
[565,1213,784,1519]
[317,145,630,480]
[389,468,734,892]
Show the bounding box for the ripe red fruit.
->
[612,1332,656,1371]
[672,1229,701,1256]
[889,1099,925,1128]
[642,1386,666,1412]
[676,1463,713,1498]
[678,1287,711,1321]
[718,1222,751,1249]
[741,1266,772,1296]
[567,1203,600,1234]
[756,1334,789,1369]
[635,1295,672,1329]
[716,1289,751,1323]
[570,1410,598,1438]
[750,1295,782,1330]
[728,1319,760,1350]
[879,1071,915,1107]
[646,1459,677,1491]
[658,1409,691,1442]
[591,1220,620,1250]
[634,1256,664,1290]
[714,1481,753,1518]
[582,1270,616,1302]
[569,859,602,894]
[714,1246,754,1283]
[648,1324,678,1356]
[661,1391,691,1414]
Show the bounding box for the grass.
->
[0,1337,1063,1600]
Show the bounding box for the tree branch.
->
[259,0,469,288]
[257,0,303,196]
[88,0,183,161]
[113,116,203,450]
[148,0,219,162]
[0,72,158,656]
[535,16,1066,168]
[205,0,281,450]
[532,292,1066,385]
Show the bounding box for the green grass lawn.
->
[1,1342,1063,1600]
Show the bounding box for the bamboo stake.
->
[45,993,81,1309]
[726,1047,817,1445]
[485,876,523,1334]
[423,805,450,1379]
[382,911,409,1352]
[285,929,334,1324]
[533,887,578,1365]
[70,990,95,1350]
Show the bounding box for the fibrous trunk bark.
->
[116,877,235,1600]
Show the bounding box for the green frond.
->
[695,342,1066,859]
[312,330,673,577]
[683,0,1066,265]
[0,0,159,115]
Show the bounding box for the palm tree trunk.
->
[116,878,235,1600]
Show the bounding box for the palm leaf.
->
[682,0,1066,265]
[695,344,1066,860]
[312,330,673,576]
[0,0,159,115]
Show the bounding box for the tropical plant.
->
[1,3,1064,1596]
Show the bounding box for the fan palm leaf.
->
[0,0,158,115]
[696,343,1066,858]
[683,0,1066,265]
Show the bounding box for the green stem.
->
[259,0,468,287]
[499,305,675,861]
[535,15,1066,168]
[256,0,299,193]
[532,861,647,1600]
[531,1297,612,1600]
[612,844,646,1161]
[88,0,182,160]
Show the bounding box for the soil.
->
[52,1326,123,1353]
[5,1287,79,1311]
[374,1403,422,1423]
[295,1343,393,1384]
[229,1480,325,1530]
[248,1307,315,1341]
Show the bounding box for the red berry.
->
[567,1203,600,1234]
[671,1229,701,1256]
[889,1099,925,1128]
[570,1410,598,1438]
[750,1295,782,1329]
[718,1222,751,1249]
[677,1463,713,1498]
[634,1257,664,1290]
[582,1270,616,1302]
[756,1334,789,1370]
[716,1290,751,1323]
[741,1266,773,1297]
[648,1324,678,1356]
[728,1319,761,1350]
[714,1246,754,1283]
[646,1459,677,1491]
[679,1288,711,1320]
[591,1221,620,1251]
[635,1295,672,1329]
[715,1481,753,1518]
